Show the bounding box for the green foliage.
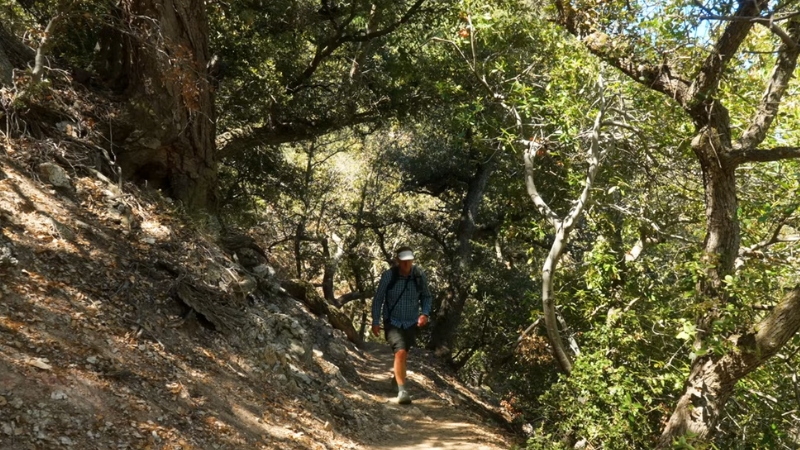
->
[3,0,125,73]
[0,0,37,34]
[531,351,660,448]
[203,0,800,447]
[7,0,800,446]
[218,146,300,226]
[210,0,451,137]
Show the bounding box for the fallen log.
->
[281,279,362,346]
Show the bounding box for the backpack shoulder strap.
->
[412,266,423,292]
[386,266,400,292]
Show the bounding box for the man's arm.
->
[416,269,433,327]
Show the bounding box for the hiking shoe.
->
[397,390,412,405]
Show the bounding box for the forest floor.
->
[0,130,520,449]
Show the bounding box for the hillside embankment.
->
[0,100,518,449]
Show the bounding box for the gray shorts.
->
[385,323,418,353]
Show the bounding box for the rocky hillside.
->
[0,83,518,449]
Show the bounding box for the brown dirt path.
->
[351,342,517,450]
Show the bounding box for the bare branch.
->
[762,21,800,50]
[553,1,690,103]
[515,316,543,348]
[216,112,379,160]
[289,0,426,91]
[432,37,477,75]
[687,0,769,104]
[734,18,800,152]
[698,12,800,49]
[557,310,581,356]
[523,140,560,227]
[562,92,607,231]
[606,203,697,245]
[334,291,371,307]
[529,77,617,375]
[739,233,800,261]
[736,199,800,268]
[31,12,69,83]
[727,146,800,165]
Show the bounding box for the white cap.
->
[397,250,414,261]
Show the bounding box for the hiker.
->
[371,246,432,405]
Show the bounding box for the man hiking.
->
[371,246,432,405]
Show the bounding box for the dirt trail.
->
[351,342,514,450]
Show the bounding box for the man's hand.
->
[372,325,381,336]
[418,314,428,327]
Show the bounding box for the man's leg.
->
[386,325,416,404]
[394,348,411,404]
[394,349,408,387]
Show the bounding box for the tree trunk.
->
[657,103,740,446]
[427,159,493,355]
[456,160,493,267]
[428,285,469,358]
[657,286,800,448]
[542,225,572,373]
[691,104,739,302]
[321,233,344,302]
[109,0,216,211]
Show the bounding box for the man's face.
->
[398,259,413,275]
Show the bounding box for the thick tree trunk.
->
[110,0,216,211]
[658,102,741,446]
[692,106,739,297]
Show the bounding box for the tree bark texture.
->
[523,100,607,374]
[656,287,800,448]
[111,0,216,211]
[541,225,572,373]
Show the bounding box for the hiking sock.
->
[397,384,406,394]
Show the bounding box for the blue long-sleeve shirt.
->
[371,266,432,329]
